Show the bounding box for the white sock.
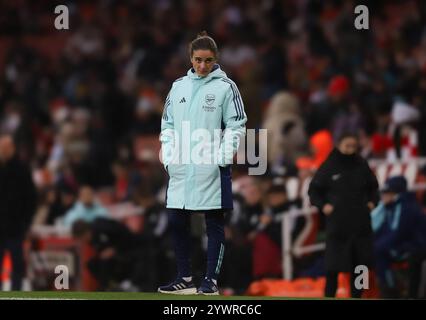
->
[182,276,192,282]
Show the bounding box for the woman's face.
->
[191,49,216,77]
[338,137,359,155]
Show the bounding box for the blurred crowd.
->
[0,0,426,296]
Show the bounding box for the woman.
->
[158,32,247,295]
[308,133,378,298]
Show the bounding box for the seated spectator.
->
[251,177,307,280]
[32,185,76,227]
[240,177,283,280]
[132,183,174,287]
[371,176,426,298]
[222,177,271,285]
[237,177,266,242]
[264,177,293,247]
[220,193,253,295]
[63,185,109,227]
[133,183,167,239]
[72,218,156,291]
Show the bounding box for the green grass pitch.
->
[0,291,298,300]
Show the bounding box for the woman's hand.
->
[322,203,334,216]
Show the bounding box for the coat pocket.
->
[195,164,220,193]
[167,164,186,179]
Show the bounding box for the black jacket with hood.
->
[308,148,379,271]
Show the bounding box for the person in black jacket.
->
[0,134,37,290]
[308,133,379,298]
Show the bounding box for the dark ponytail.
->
[189,31,219,58]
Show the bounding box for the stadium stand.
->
[0,0,425,297]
